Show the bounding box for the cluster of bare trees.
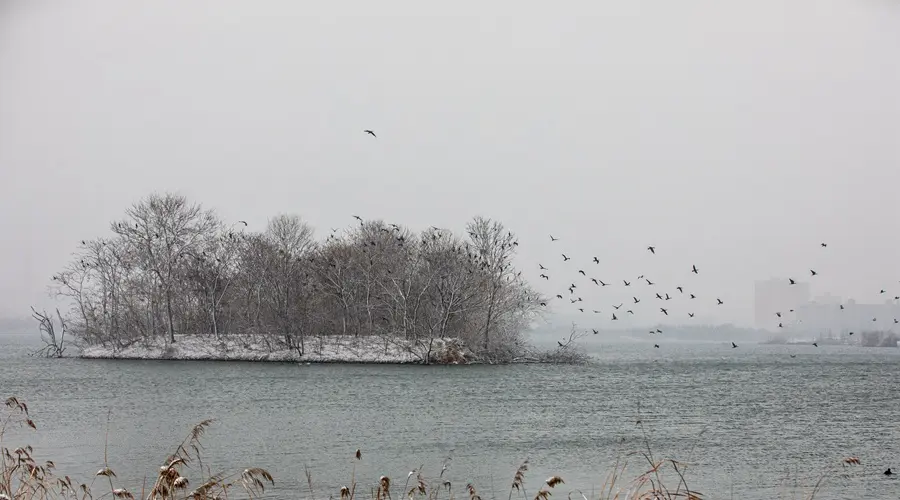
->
[49,193,544,361]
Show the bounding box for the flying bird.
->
[646,279,654,285]
[627,310,634,315]
[690,294,696,299]
[821,243,827,247]
[789,278,796,285]
[810,269,817,276]
[732,342,738,348]
[613,303,623,310]
[660,308,668,315]
[623,280,631,286]
[550,235,559,241]
[692,265,698,274]
[776,312,782,317]
[578,270,586,275]
[593,257,599,264]
[717,298,724,305]
[676,286,683,293]
[238,220,248,226]
[353,215,363,222]
[633,297,641,304]
[612,313,618,320]
[539,264,548,270]
[364,129,376,137]
[688,313,694,318]
[562,254,571,261]
[647,246,656,254]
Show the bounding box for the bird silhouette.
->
[578,270,586,275]
[692,265,698,274]
[690,294,697,299]
[810,269,817,276]
[884,468,892,476]
[591,278,599,285]
[789,278,796,285]
[592,329,599,334]
[646,279,654,285]
[633,297,641,304]
[660,308,669,315]
[612,313,618,320]
[732,342,738,348]
[364,129,376,137]
[539,264,548,270]
[717,298,724,305]
[593,257,599,264]
[627,310,634,315]
[613,303,623,310]
[676,286,683,293]
[539,274,549,280]
[688,313,695,318]
[623,280,631,286]
[562,254,571,261]
[778,323,783,328]
[353,215,363,222]
[598,280,609,286]
[238,220,248,226]
[813,342,818,347]
[656,293,663,300]
[776,312,782,317]
[647,246,656,254]
[654,344,660,348]
[550,235,559,241]
[556,294,563,299]
[821,243,827,247]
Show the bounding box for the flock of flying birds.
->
[537,235,732,349]
[533,235,899,350]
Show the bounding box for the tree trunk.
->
[166,291,176,343]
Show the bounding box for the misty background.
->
[1,0,898,330]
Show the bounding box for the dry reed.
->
[1,396,273,500]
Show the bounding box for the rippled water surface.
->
[1,333,899,499]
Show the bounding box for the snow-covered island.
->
[79,335,475,364]
[37,193,591,366]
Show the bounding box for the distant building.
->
[794,298,900,336]
[754,278,810,330]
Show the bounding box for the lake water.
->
[1,333,899,499]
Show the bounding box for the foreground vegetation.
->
[47,193,549,363]
[3,396,868,500]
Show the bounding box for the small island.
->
[42,193,581,365]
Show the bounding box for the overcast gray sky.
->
[1,0,898,327]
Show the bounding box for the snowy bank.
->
[78,334,475,364]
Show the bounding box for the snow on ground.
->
[78,334,474,364]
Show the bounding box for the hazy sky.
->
[1,0,898,327]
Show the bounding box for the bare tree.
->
[29,307,68,358]
[111,193,219,343]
